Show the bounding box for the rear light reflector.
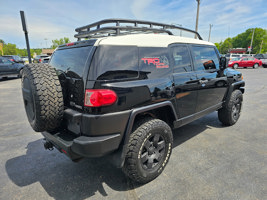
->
[66,42,75,46]
[84,89,117,107]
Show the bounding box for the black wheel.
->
[253,63,259,68]
[123,118,173,183]
[218,90,243,126]
[233,64,238,69]
[21,63,64,132]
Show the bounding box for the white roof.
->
[94,34,214,47]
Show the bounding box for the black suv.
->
[21,19,245,183]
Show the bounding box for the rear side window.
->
[170,45,192,73]
[191,46,219,71]
[50,46,93,78]
[91,45,138,80]
[139,47,171,79]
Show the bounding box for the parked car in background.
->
[225,53,242,61]
[228,57,262,69]
[0,57,24,79]
[42,56,51,63]
[33,55,50,63]
[21,56,33,64]
[2,55,24,64]
[254,54,267,68]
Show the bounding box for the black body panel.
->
[42,40,245,164]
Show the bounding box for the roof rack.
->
[74,19,203,40]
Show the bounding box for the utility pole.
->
[249,28,255,55]
[195,0,200,39]
[20,11,32,63]
[44,38,48,48]
[259,40,263,53]
[208,24,213,42]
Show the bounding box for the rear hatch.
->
[49,41,96,110]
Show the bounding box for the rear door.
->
[190,45,227,113]
[49,43,95,110]
[170,44,198,118]
[240,58,248,67]
[0,58,14,75]
[247,57,254,66]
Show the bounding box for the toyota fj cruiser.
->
[22,19,245,183]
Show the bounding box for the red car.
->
[228,57,262,69]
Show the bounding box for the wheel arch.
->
[119,101,177,167]
[224,80,245,106]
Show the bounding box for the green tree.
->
[217,28,267,54]
[0,39,4,44]
[3,43,18,55]
[220,38,233,54]
[51,37,71,49]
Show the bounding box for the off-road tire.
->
[123,118,173,183]
[218,90,243,126]
[21,63,64,132]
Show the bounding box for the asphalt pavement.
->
[0,68,266,200]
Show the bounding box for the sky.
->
[0,0,266,49]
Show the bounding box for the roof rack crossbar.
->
[75,19,203,40]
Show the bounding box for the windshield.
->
[50,46,93,78]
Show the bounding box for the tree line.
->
[215,28,267,54]
[1,28,267,57]
[0,37,70,57]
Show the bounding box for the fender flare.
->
[118,101,178,167]
[224,80,245,106]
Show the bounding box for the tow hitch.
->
[43,140,54,151]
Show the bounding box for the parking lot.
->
[0,68,266,200]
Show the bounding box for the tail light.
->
[10,59,14,62]
[84,89,117,107]
[39,59,42,62]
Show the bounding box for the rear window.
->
[90,45,138,80]
[50,46,93,78]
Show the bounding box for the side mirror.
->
[219,57,227,70]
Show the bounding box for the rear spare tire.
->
[21,63,64,132]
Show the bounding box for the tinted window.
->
[191,46,219,71]
[171,45,192,73]
[139,47,171,79]
[0,58,11,64]
[50,46,93,78]
[255,54,262,59]
[232,55,240,58]
[91,45,138,80]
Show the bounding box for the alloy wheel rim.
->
[140,133,166,170]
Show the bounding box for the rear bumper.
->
[42,109,131,160]
[42,131,122,160]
